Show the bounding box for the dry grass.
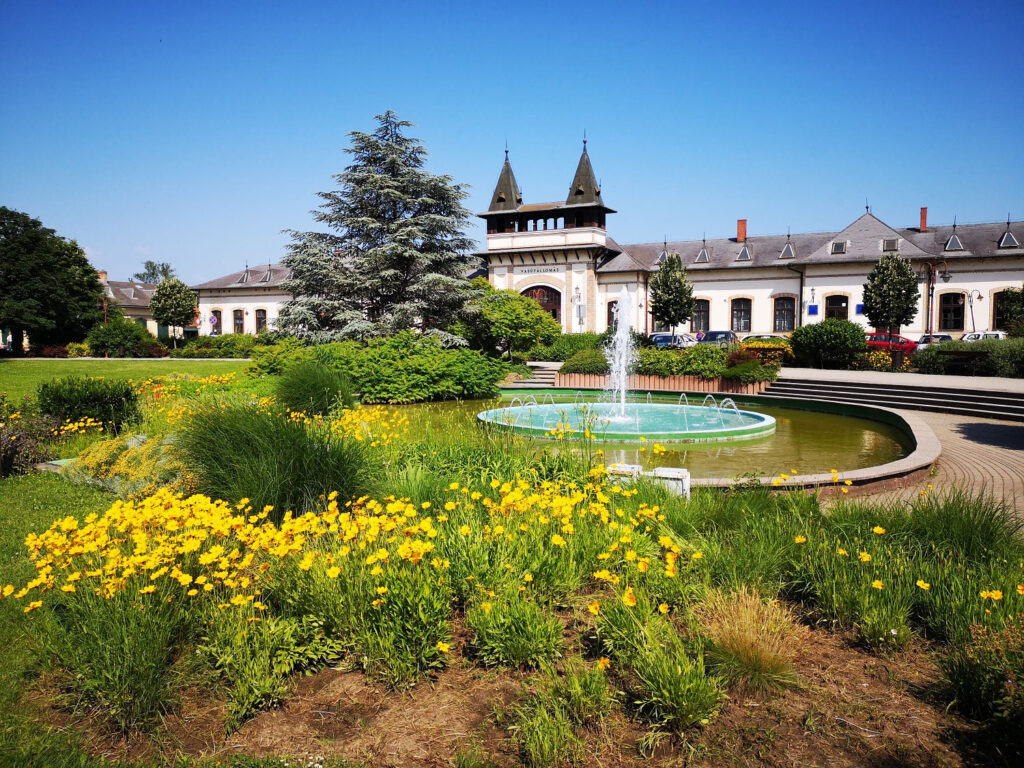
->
[692,587,807,694]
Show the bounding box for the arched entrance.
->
[521,286,561,323]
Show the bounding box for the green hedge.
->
[912,337,1024,378]
[559,348,610,375]
[525,333,602,362]
[86,318,164,358]
[36,376,141,431]
[170,333,258,358]
[558,345,780,381]
[789,319,866,368]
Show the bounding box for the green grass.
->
[0,358,249,401]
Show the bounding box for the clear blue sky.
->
[2,0,1022,283]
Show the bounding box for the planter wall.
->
[553,373,770,396]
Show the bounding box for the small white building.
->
[478,145,1024,338]
[191,264,290,336]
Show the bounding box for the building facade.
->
[191,264,290,336]
[97,271,170,338]
[478,145,1024,338]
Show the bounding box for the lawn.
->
[0,358,250,401]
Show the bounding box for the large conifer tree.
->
[278,112,476,342]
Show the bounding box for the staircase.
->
[506,362,560,390]
[761,377,1024,422]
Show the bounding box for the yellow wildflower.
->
[622,587,637,607]
[916,580,930,591]
[597,657,611,670]
[588,601,600,616]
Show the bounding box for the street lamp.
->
[917,261,951,337]
[570,286,585,332]
[966,289,984,333]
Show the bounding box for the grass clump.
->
[942,614,1024,722]
[508,690,581,768]
[176,402,374,521]
[692,587,802,693]
[273,359,355,415]
[467,595,564,669]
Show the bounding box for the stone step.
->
[776,378,1024,406]
[761,386,1024,422]
[767,381,1024,414]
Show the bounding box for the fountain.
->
[478,285,775,443]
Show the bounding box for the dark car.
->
[697,330,739,347]
[866,333,917,355]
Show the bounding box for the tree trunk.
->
[11,328,25,355]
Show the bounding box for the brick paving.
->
[867,410,1024,512]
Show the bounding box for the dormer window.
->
[882,238,899,252]
[260,269,273,282]
[238,270,250,283]
[831,241,847,255]
[999,230,1020,248]
[779,242,795,259]
[695,247,709,263]
[737,246,751,261]
[656,251,668,265]
[945,233,964,251]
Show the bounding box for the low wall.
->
[553,373,770,396]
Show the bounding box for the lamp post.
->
[917,261,950,337]
[966,289,983,333]
[570,286,584,332]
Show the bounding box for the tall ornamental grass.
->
[272,359,355,414]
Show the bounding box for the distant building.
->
[478,144,1024,338]
[191,264,290,336]
[98,271,171,339]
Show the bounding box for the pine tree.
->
[862,253,920,335]
[278,112,476,342]
[648,252,695,336]
[149,278,197,348]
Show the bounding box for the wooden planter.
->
[552,373,770,396]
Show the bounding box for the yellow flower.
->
[858,552,871,563]
[370,565,383,576]
[421,501,431,509]
[916,579,930,591]
[187,589,198,596]
[872,526,886,535]
[794,535,807,544]
[458,524,471,536]
[597,657,611,670]
[1018,584,1024,596]
[550,534,566,547]
[658,603,669,614]
[1,585,13,598]
[436,641,451,653]
[376,586,389,595]
[841,487,849,494]
[691,551,703,560]
[445,501,458,512]
[871,580,883,590]
[23,600,43,613]
[622,587,637,607]
[523,572,533,583]
[481,602,492,614]
[139,585,156,594]
[844,480,852,486]
[60,584,76,593]
[588,601,600,616]
[837,548,849,556]
[326,566,341,579]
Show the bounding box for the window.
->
[831,242,847,255]
[606,301,618,329]
[233,309,244,334]
[939,293,965,331]
[211,309,222,335]
[993,291,1012,330]
[773,297,795,332]
[691,299,709,333]
[237,270,249,283]
[825,295,849,320]
[521,286,561,322]
[731,298,752,332]
[695,247,709,263]
[259,269,273,282]
[779,242,795,259]
[656,251,668,265]
[883,238,899,252]
[999,230,1020,248]
[945,233,964,251]
[736,246,750,261]
[255,309,267,333]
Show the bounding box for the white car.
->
[960,331,1007,342]
[649,332,698,348]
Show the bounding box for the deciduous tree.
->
[278,111,475,343]
[149,278,197,348]
[648,252,695,337]
[132,260,176,283]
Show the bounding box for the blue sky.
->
[2,0,1022,283]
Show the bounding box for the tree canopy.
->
[862,253,920,333]
[0,206,104,353]
[455,278,561,359]
[648,252,695,334]
[132,261,176,283]
[149,278,197,348]
[278,111,476,343]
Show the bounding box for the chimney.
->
[98,270,108,283]
[920,207,928,232]
[737,219,747,242]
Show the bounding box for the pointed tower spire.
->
[566,139,604,206]
[488,150,522,212]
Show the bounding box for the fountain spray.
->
[606,285,637,418]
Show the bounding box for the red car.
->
[866,333,917,355]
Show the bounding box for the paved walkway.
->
[869,410,1024,512]
[780,366,1024,394]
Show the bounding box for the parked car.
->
[960,331,1007,342]
[916,333,954,350]
[697,330,740,347]
[866,333,917,355]
[743,334,785,342]
[649,332,698,348]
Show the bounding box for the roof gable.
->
[803,213,932,262]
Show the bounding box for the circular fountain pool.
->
[478,400,776,443]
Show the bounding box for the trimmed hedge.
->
[525,333,602,362]
[560,344,779,382]
[789,319,866,369]
[559,348,610,375]
[912,337,1024,378]
[36,376,141,431]
[86,318,164,358]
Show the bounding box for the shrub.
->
[467,595,564,668]
[66,341,89,358]
[65,433,191,498]
[853,348,911,372]
[692,587,801,692]
[676,344,729,378]
[942,615,1024,721]
[0,417,54,477]
[247,337,310,376]
[36,376,140,432]
[526,333,602,362]
[86,317,156,357]
[175,403,375,521]
[32,345,68,358]
[740,339,793,365]
[170,333,256,359]
[273,360,355,414]
[789,319,866,368]
[559,348,609,375]
[720,359,780,384]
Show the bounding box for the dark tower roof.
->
[487,151,522,212]
[566,140,604,206]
